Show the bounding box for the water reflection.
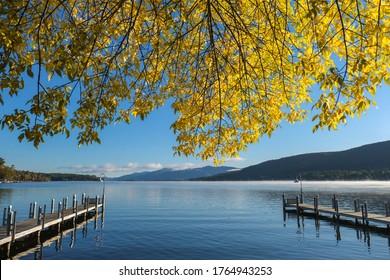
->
[2,181,390,259]
[6,213,104,260]
[289,211,390,257]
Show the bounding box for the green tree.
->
[1,0,389,163]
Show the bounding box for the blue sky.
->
[1,83,389,177]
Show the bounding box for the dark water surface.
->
[1,181,390,260]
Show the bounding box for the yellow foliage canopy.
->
[1,0,389,163]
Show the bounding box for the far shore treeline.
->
[0,158,98,182]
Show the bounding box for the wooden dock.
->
[9,212,103,260]
[0,193,105,259]
[283,194,390,230]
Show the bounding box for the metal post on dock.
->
[314,195,319,216]
[334,199,340,221]
[75,200,78,225]
[6,206,13,236]
[85,196,89,220]
[332,194,336,210]
[62,201,65,223]
[95,195,99,214]
[361,202,369,226]
[82,193,86,205]
[37,206,42,225]
[57,201,62,218]
[51,198,55,213]
[385,201,390,217]
[11,211,17,243]
[102,192,105,213]
[29,202,37,218]
[364,202,369,226]
[3,207,7,226]
[72,194,77,212]
[63,197,68,209]
[296,195,300,217]
[354,199,360,212]
[42,205,46,229]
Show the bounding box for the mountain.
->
[202,141,390,181]
[115,165,237,181]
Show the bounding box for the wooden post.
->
[85,196,89,220]
[334,199,339,221]
[51,198,55,213]
[314,195,319,216]
[364,202,369,226]
[37,205,42,225]
[95,195,99,213]
[3,207,7,226]
[282,194,286,213]
[332,194,336,210]
[6,206,12,236]
[57,201,62,233]
[72,194,76,212]
[385,201,389,217]
[354,199,359,224]
[57,201,62,218]
[29,202,37,218]
[75,200,78,224]
[82,193,86,205]
[11,211,17,243]
[102,192,105,213]
[6,208,13,236]
[296,195,300,217]
[42,205,46,229]
[32,202,37,218]
[63,197,68,209]
[354,199,360,212]
[62,201,65,223]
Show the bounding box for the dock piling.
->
[57,202,62,219]
[6,207,13,236]
[11,211,16,243]
[314,195,318,216]
[42,205,46,229]
[63,197,68,210]
[332,194,336,210]
[29,202,37,219]
[354,199,360,212]
[72,194,76,212]
[37,206,42,225]
[1,191,105,259]
[2,208,7,226]
[51,199,55,214]
[82,193,86,205]
[283,194,390,231]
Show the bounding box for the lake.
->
[1,181,390,260]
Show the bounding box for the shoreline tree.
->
[1,0,389,163]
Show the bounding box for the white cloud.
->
[61,160,240,176]
[224,156,245,162]
[167,163,202,171]
[61,162,164,175]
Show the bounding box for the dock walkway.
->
[0,193,104,259]
[283,194,390,229]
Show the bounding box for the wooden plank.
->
[1,198,103,246]
[283,196,390,226]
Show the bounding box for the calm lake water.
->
[1,181,390,260]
